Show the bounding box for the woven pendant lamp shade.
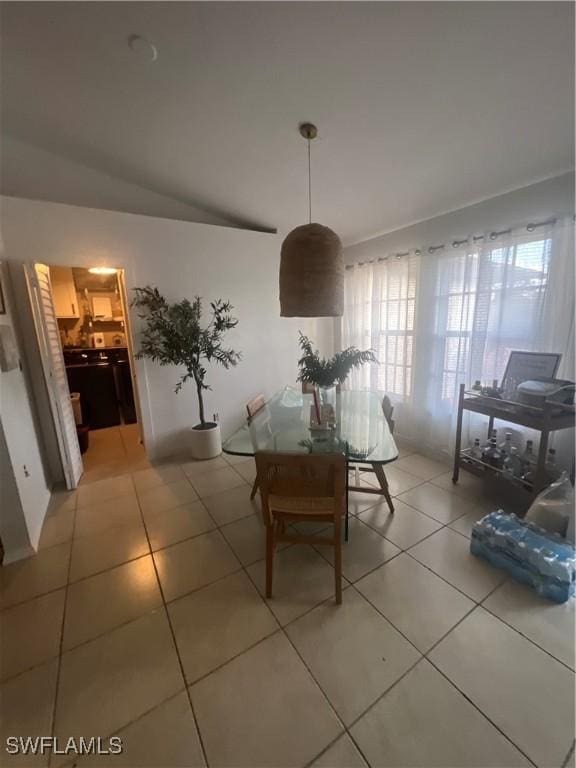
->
[280,223,344,317]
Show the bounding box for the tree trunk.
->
[195,379,206,426]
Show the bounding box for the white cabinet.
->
[50,266,80,319]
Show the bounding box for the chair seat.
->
[269,494,337,515]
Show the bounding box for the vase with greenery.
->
[132,286,241,459]
[296,332,377,411]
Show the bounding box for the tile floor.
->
[1,446,574,768]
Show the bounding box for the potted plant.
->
[132,286,241,459]
[297,332,377,408]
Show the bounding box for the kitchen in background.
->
[52,265,139,462]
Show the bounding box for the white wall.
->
[344,173,574,263]
[0,263,51,552]
[1,196,313,463]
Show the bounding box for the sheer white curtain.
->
[342,218,575,462]
[342,254,420,398]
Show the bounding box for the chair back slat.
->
[246,394,266,420]
[381,395,395,433]
[255,452,346,526]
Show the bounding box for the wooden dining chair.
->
[246,394,269,499]
[348,394,395,516]
[255,452,346,604]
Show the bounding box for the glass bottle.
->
[520,440,536,470]
[470,438,482,460]
[471,380,482,391]
[545,448,557,480]
[503,447,522,478]
[482,438,502,468]
[498,432,513,459]
[483,429,497,451]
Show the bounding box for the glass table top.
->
[223,387,398,464]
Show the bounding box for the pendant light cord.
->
[307,137,312,224]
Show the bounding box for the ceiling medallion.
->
[279,123,344,318]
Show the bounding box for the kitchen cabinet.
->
[51,266,80,319]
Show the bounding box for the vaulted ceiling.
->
[1,2,574,244]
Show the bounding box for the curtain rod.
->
[346,216,559,269]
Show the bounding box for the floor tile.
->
[77,474,134,508]
[63,556,162,649]
[69,521,150,582]
[286,588,420,725]
[247,545,340,625]
[378,465,422,495]
[137,480,198,516]
[180,456,229,478]
[448,503,494,538]
[346,493,381,517]
[132,464,186,493]
[143,500,215,551]
[38,506,75,549]
[220,513,285,566]
[0,659,58,766]
[397,482,476,524]
[0,543,70,609]
[310,735,368,768]
[74,494,142,539]
[317,518,400,582]
[232,459,257,483]
[484,581,575,670]
[55,611,183,747]
[409,528,506,601]
[201,484,260,526]
[429,607,575,767]
[395,453,449,480]
[358,498,443,549]
[189,466,246,499]
[351,659,531,767]
[190,632,343,768]
[222,452,253,466]
[169,571,278,683]
[432,470,486,500]
[356,553,474,652]
[46,488,77,516]
[154,530,240,602]
[78,692,205,767]
[0,589,65,681]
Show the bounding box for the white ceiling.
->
[1,2,574,244]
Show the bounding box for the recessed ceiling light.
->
[88,267,118,275]
[128,34,158,63]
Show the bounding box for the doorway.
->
[26,263,146,487]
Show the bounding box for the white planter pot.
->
[190,422,222,460]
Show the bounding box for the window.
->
[342,255,419,399]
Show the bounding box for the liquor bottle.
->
[470,438,482,460]
[482,438,502,468]
[483,429,497,450]
[471,380,482,391]
[545,448,557,480]
[498,432,513,459]
[520,440,536,470]
[503,447,523,478]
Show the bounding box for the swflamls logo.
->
[5,736,123,756]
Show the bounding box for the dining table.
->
[223,387,399,534]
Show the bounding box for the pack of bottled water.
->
[471,511,576,603]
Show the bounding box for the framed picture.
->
[0,278,5,315]
[502,351,562,392]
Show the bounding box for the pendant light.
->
[279,123,344,317]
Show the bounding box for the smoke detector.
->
[128,34,158,63]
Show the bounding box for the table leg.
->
[373,463,394,513]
